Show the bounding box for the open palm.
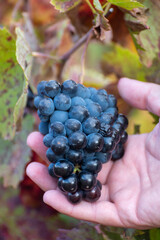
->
[26,78,160,229]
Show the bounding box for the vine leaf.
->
[0,115,34,188]
[50,0,81,12]
[132,0,160,66]
[0,28,25,139]
[93,0,103,14]
[107,0,144,10]
[16,27,33,81]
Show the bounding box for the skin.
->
[26,78,160,229]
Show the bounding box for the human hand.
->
[26,78,160,229]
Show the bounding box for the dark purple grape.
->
[112,143,124,161]
[53,159,74,178]
[83,184,101,202]
[117,114,128,129]
[78,171,97,191]
[82,158,102,174]
[61,174,78,193]
[67,190,83,204]
[68,131,87,150]
[86,133,104,152]
[120,131,128,144]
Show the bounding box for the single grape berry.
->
[120,131,128,144]
[61,174,78,193]
[71,96,86,107]
[95,152,112,163]
[86,133,104,152]
[67,190,83,204]
[37,81,46,96]
[61,79,78,97]
[86,101,102,118]
[117,114,129,129]
[48,163,58,178]
[51,136,69,155]
[69,105,89,122]
[76,84,91,99]
[34,96,43,109]
[65,119,82,136]
[91,93,109,111]
[112,122,124,136]
[83,183,101,202]
[69,131,87,150]
[50,110,68,123]
[65,149,84,165]
[108,94,117,107]
[88,87,97,95]
[43,133,53,147]
[58,177,66,192]
[49,121,66,137]
[37,110,50,122]
[46,148,64,163]
[97,89,107,96]
[104,107,118,120]
[44,80,61,98]
[39,121,49,135]
[112,143,124,161]
[82,117,100,135]
[53,159,74,178]
[99,112,114,125]
[82,158,102,174]
[102,137,116,153]
[78,171,97,191]
[54,93,71,111]
[38,98,54,116]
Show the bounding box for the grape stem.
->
[32,28,94,84]
[57,28,94,83]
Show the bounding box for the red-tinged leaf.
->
[50,0,81,12]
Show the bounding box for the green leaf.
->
[50,0,81,12]
[0,28,25,139]
[133,0,160,66]
[0,114,34,188]
[93,0,103,13]
[101,42,146,81]
[107,0,144,10]
[13,80,28,132]
[150,229,160,240]
[15,27,33,81]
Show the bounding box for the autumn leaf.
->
[50,0,81,12]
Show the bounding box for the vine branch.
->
[57,28,94,83]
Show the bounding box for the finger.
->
[98,160,113,185]
[26,162,57,191]
[43,189,123,227]
[146,122,160,160]
[118,78,160,116]
[27,132,48,161]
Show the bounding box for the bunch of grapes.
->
[34,80,128,204]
